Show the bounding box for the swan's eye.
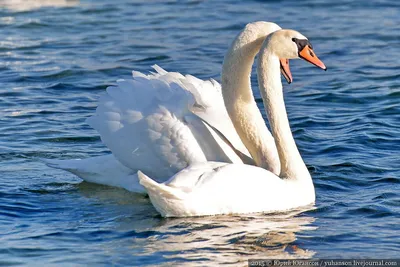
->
[292,38,313,54]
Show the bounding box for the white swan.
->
[138,29,327,217]
[45,21,284,192]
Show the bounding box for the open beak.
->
[299,45,327,70]
[280,58,292,84]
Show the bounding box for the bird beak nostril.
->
[299,45,326,70]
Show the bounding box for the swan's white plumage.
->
[138,162,315,217]
[138,29,324,217]
[45,21,283,193]
[43,155,145,193]
[45,66,251,191]
[85,65,250,182]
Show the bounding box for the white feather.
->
[45,21,285,193]
[48,66,251,191]
[43,155,145,193]
[138,162,315,217]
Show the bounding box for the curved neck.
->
[257,48,310,181]
[221,24,280,175]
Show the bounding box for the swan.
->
[138,29,327,217]
[45,21,284,193]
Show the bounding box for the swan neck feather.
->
[220,23,281,175]
[257,44,311,181]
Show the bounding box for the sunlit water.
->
[1,0,399,265]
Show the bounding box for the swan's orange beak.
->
[280,58,292,84]
[299,45,327,70]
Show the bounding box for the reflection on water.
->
[143,209,317,265]
[0,0,79,11]
[76,183,317,265]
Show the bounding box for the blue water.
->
[1,0,399,265]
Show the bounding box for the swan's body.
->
[138,162,314,216]
[45,22,282,192]
[139,29,327,217]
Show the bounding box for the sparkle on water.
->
[0,0,399,266]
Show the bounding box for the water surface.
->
[1,0,399,265]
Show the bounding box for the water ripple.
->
[0,0,399,265]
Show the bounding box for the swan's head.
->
[245,21,281,38]
[266,29,327,83]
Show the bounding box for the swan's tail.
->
[138,171,187,217]
[42,157,105,183]
[137,171,184,199]
[42,158,82,173]
[41,155,147,193]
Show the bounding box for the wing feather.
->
[87,66,250,181]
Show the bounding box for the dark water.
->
[1,0,399,265]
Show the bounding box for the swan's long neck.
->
[257,48,311,182]
[221,24,280,175]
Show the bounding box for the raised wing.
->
[87,66,249,181]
